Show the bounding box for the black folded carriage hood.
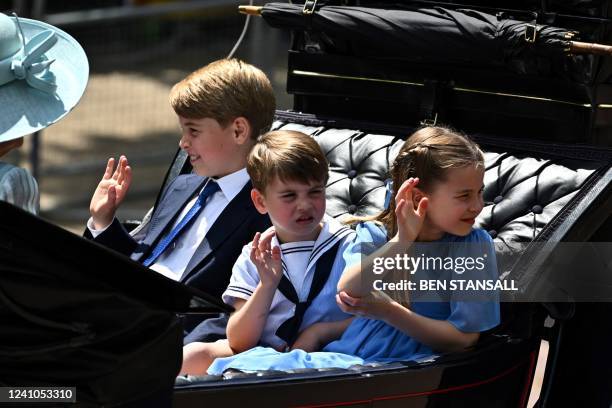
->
[0,202,230,407]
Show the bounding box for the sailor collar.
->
[272,215,355,277]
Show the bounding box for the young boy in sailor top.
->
[180,130,356,375]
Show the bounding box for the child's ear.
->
[232,117,251,145]
[250,188,268,215]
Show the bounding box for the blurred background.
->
[0,0,292,233]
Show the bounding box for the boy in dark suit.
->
[84,59,274,334]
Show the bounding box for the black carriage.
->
[1,0,612,407]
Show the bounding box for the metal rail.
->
[43,0,238,27]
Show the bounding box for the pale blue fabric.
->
[208,222,500,374]
[0,17,58,94]
[0,14,88,143]
[339,220,387,273]
[211,346,365,372]
[0,161,39,214]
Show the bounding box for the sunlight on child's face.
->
[419,165,485,240]
[177,116,237,178]
[256,177,326,243]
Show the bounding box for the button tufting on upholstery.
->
[276,121,601,246]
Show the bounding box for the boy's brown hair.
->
[169,59,276,139]
[247,130,329,192]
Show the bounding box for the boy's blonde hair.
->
[247,130,329,192]
[169,59,276,139]
[353,126,484,237]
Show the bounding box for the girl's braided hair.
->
[348,126,484,236]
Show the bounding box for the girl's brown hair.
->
[356,126,484,236]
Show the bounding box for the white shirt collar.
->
[212,168,249,201]
[272,215,355,276]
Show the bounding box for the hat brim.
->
[0,17,89,143]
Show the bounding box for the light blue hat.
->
[0,13,88,143]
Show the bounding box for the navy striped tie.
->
[142,181,220,267]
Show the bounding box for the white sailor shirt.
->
[223,216,356,350]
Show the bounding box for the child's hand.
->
[89,156,132,230]
[258,225,276,245]
[250,231,283,288]
[336,291,398,322]
[394,177,428,243]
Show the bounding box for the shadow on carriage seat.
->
[174,111,612,395]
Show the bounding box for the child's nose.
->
[296,197,312,212]
[179,134,189,149]
[470,195,484,213]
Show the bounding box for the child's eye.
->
[456,194,470,201]
[309,189,324,196]
[281,193,295,200]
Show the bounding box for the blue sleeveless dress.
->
[208,222,500,374]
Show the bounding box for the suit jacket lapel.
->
[181,181,254,281]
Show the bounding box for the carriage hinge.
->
[303,0,318,15]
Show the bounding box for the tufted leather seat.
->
[174,111,611,386]
[270,113,611,275]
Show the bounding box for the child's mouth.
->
[461,218,475,224]
[296,216,314,225]
[189,154,200,163]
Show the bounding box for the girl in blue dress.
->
[208,126,500,374]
